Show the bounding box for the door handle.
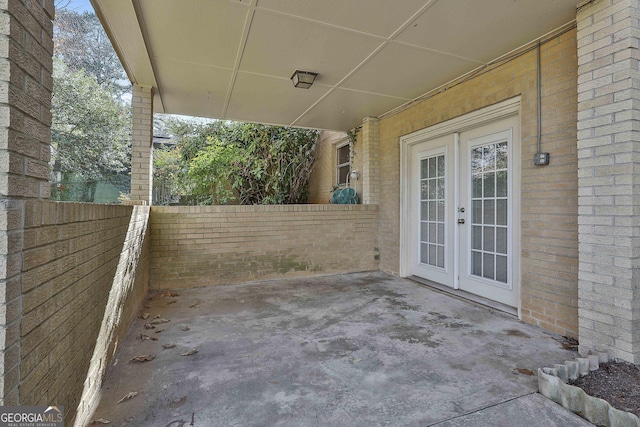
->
[457,219,465,224]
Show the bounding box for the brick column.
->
[130,85,153,204]
[0,0,54,403]
[577,0,640,362]
[361,116,380,205]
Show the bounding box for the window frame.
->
[336,141,351,186]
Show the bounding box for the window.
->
[336,143,350,185]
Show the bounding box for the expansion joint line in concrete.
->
[424,391,538,426]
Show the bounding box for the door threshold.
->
[408,276,518,317]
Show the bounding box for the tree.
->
[51,60,131,201]
[54,10,130,96]
[181,122,319,205]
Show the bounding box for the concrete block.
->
[538,368,561,404]
[560,380,587,416]
[589,354,600,370]
[555,363,569,383]
[583,394,612,427]
[578,357,591,376]
[608,406,640,427]
[566,360,580,380]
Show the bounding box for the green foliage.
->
[153,146,184,205]
[54,10,130,96]
[51,59,131,184]
[51,9,132,202]
[166,121,319,205]
[188,139,237,204]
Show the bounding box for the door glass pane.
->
[472,251,482,276]
[483,226,495,252]
[496,255,507,283]
[472,226,482,250]
[420,154,446,269]
[483,172,495,197]
[483,200,494,224]
[496,171,507,197]
[496,227,507,254]
[421,201,428,220]
[472,200,482,224]
[469,140,508,283]
[496,199,507,225]
[483,253,495,280]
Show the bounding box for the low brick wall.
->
[20,201,149,425]
[149,205,379,289]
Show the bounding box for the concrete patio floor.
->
[88,272,591,426]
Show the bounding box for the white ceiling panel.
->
[396,0,578,62]
[342,42,481,99]
[294,88,407,131]
[239,9,384,86]
[138,0,249,69]
[155,59,233,118]
[93,0,579,130]
[256,0,430,38]
[226,72,332,126]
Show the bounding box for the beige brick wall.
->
[577,0,640,363]
[21,201,149,425]
[377,29,579,337]
[149,205,379,289]
[0,0,55,406]
[308,130,362,204]
[130,85,153,203]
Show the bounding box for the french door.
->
[405,112,520,308]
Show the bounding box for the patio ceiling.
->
[91,0,579,131]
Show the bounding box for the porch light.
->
[291,70,317,89]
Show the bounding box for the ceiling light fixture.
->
[291,70,318,89]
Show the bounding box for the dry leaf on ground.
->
[189,301,201,308]
[117,391,138,404]
[162,343,176,349]
[166,300,177,305]
[150,318,170,324]
[181,348,198,356]
[131,354,155,362]
[161,292,179,297]
[139,312,150,320]
[91,419,111,424]
[181,325,190,331]
[155,329,165,333]
[144,323,155,330]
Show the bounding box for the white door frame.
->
[399,97,521,315]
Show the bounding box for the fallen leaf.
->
[150,318,170,324]
[161,292,179,297]
[181,325,190,331]
[91,419,111,424]
[166,300,177,305]
[139,312,150,320]
[163,342,176,349]
[155,329,165,334]
[138,334,157,341]
[513,368,535,376]
[117,391,138,404]
[131,354,155,362]
[181,348,198,356]
[144,323,155,330]
[189,301,201,308]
